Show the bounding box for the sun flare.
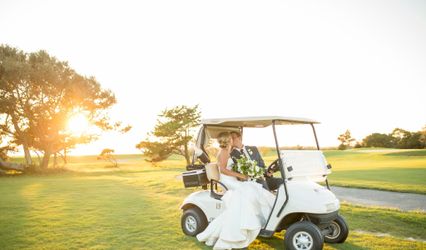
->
[67,114,89,135]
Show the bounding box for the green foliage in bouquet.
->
[232,155,265,179]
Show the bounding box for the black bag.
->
[186,164,205,171]
[182,169,209,188]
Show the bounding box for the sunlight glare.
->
[67,114,89,135]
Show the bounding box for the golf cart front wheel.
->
[181,207,208,236]
[284,221,324,250]
[324,214,349,244]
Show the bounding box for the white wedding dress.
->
[196,158,276,249]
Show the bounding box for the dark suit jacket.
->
[230,146,283,190]
[230,146,265,168]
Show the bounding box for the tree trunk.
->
[53,153,57,168]
[40,151,51,169]
[183,143,190,165]
[22,142,33,167]
[63,149,67,164]
[34,150,42,165]
[11,116,32,167]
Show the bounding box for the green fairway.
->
[0,155,425,249]
[259,148,426,194]
[323,149,426,194]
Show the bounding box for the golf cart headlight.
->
[326,203,336,212]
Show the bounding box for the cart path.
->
[331,186,426,212]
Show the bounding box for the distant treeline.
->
[358,128,426,149]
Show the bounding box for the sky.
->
[1,0,425,155]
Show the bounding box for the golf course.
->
[0,149,425,249]
[2,0,426,249]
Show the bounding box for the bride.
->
[196,132,276,249]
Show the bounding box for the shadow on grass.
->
[189,232,370,249]
[258,235,283,249]
[328,242,366,250]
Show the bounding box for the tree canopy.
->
[361,127,425,149]
[97,148,118,168]
[337,129,355,150]
[0,133,15,161]
[0,45,120,169]
[136,105,201,164]
[362,133,393,148]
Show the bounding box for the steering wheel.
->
[267,158,280,174]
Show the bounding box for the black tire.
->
[284,221,324,250]
[181,207,208,236]
[324,214,349,244]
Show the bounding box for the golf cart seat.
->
[205,163,228,200]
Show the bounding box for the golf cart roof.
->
[201,116,319,128]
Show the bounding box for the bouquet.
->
[232,155,265,180]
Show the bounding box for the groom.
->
[230,131,283,191]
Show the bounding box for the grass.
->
[8,148,426,194]
[259,148,426,194]
[0,155,425,249]
[323,149,426,194]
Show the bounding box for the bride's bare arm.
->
[217,150,247,180]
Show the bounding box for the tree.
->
[353,141,363,148]
[97,148,118,168]
[0,45,119,169]
[420,125,426,148]
[362,128,425,149]
[390,128,410,148]
[0,46,33,167]
[337,129,355,150]
[0,134,15,161]
[362,133,393,148]
[405,132,424,149]
[0,130,22,172]
[390,128,423,149]
[136,105,201,165]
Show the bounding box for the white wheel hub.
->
[185,215,197,233]
[325,221,341,240]
[293,231,313,250]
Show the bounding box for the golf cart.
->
[180,116,348,250]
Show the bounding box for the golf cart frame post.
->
[267,120,331,228]
[271,120,289,219]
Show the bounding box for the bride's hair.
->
[217,132,231,148]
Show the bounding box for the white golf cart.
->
[180,116,348,250]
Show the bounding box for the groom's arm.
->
[230,148,242,164]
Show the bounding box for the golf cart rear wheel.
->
[181,207,208,236]
[324,214,349,244]
[284,221,324,250]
